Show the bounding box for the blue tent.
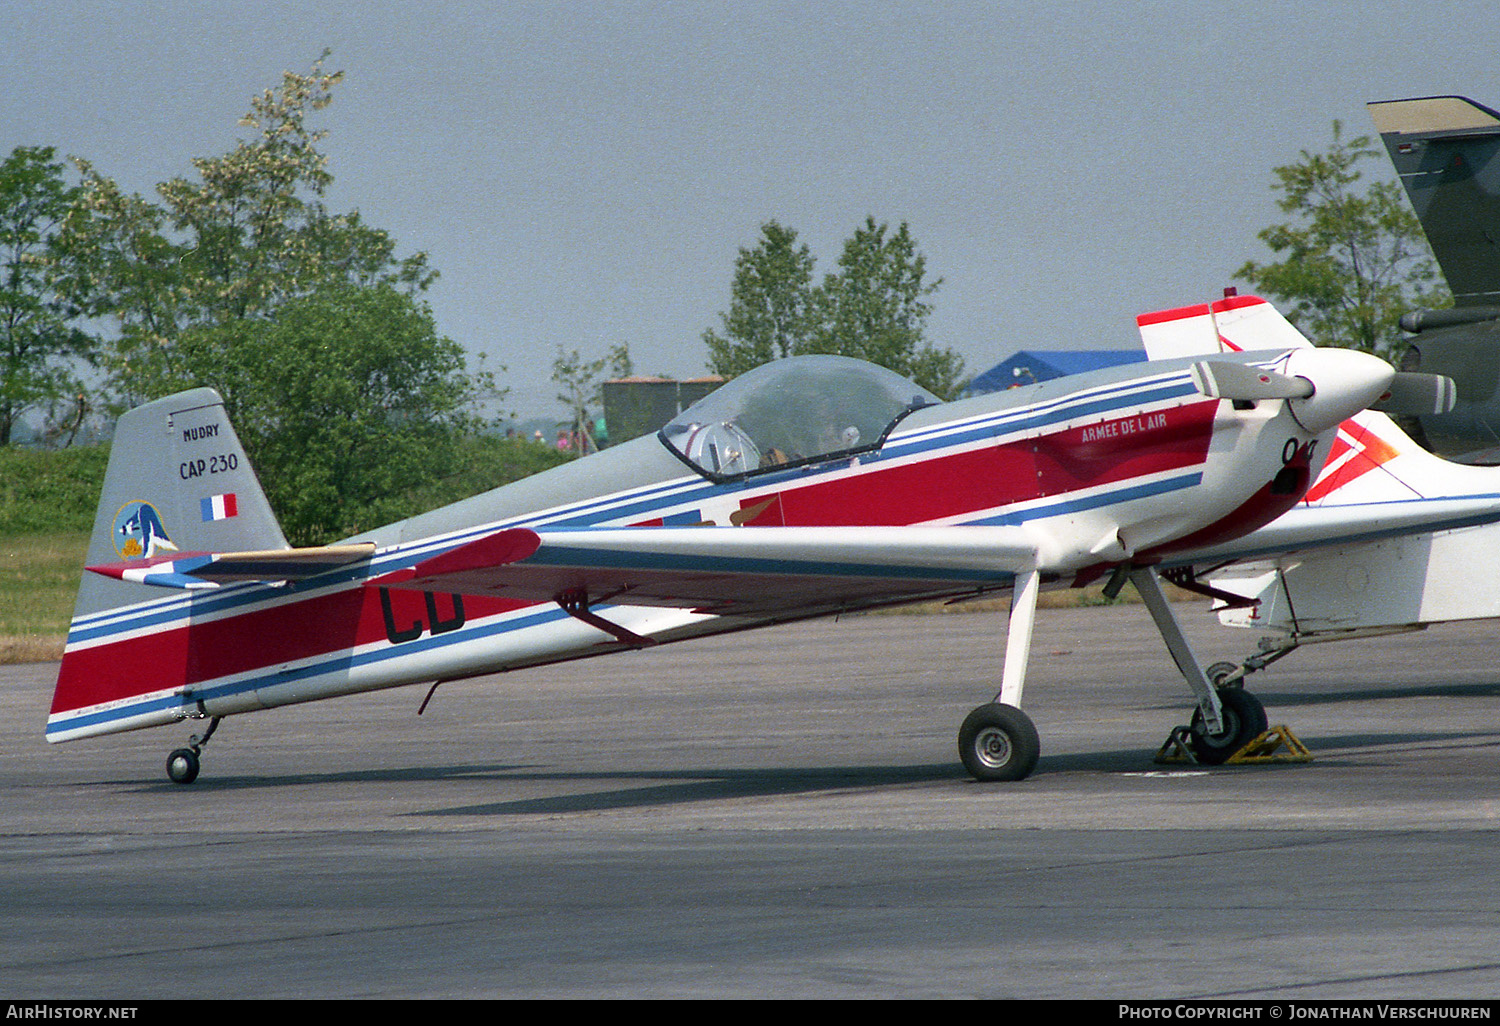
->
[962,350,1146,397]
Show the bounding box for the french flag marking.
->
[201,493,239,522]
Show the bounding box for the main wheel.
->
[166,748,200,785]
[959,703,1040,782]
[1188,689,1267,765]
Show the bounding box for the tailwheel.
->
[1188,688,1267,765]
[164,715,220,785]
[959,703,1040,782]
[166,748,200,784]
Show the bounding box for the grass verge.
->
[0,532,89,663]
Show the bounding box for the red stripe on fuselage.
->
[1032,402,1217,497]
[761,400,1217,526]
[1140,440,1315,558]
[51,587,530,716]
[771,443,1038,526]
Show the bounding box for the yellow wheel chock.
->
[1154,725,1312,766]
[1227,725,1312,764]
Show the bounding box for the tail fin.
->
[1368,94,1500,308]
[1136,294,1313,360]
[49,388,288,741]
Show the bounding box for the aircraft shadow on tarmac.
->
[121,761,971,805]
[116,746,1274,810]
[396,730,1487,814]
[112,674,1500,806]
[117,729,1494,806]
[410,763,975,817]
[1132,678,1500,716]
[1270,679,1500,705]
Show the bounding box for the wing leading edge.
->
[377,525,1043,615]
[85,525,1041,616]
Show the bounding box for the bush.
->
[0,447,108,535]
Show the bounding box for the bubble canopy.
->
[660,355,940,480]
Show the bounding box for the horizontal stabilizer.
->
[87,543,376,590]
[1369,372,1458,416]
[1191,361,1312,401]
[378,525,1040,615]
[1217,523,1500,635]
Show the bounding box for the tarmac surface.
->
[2,603,1499,999]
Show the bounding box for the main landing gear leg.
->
[166,716,221,785]
[958,568,1042,782]
[1128,567,1266,765]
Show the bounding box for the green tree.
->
[1237,121,1447,359]
[552,342,631,454]
[62,50,436,407]
[816,217,962,397]
[0,146,96,445]
[53,54,496,541]
[702,221,817,380]
[229,284,487,545]
[704,218,965,398]
[394,433,571,515]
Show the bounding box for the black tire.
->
[958,703,1040,782]
[166,748,200,785]
[1188,689,1267,765]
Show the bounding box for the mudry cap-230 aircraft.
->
[47,300,1475,784]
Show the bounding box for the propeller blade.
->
[1191,361,1314,402]
[1370,372,1458,416]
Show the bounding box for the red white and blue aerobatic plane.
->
[47,295,1491,784]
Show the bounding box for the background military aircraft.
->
[1369,94,1500,462]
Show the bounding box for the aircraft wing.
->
[86,526,1040,615]
[376,525,1041,615]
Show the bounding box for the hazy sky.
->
[7,0,1500,418]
